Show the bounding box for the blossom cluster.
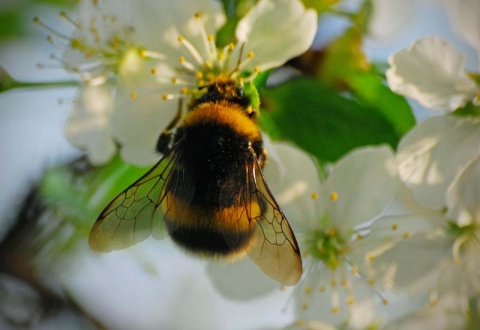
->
[26,0,480,329]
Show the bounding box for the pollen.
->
[429,298,437,307]
[330,192,338,201]
[304,287,312,294]
[368,278,375,286]
[180,87,189,94]
[327,229,336,237]
[150,68,157,75]
[347,297,355,305]
[356,234,363,240]
[341,280,347,287]
[403,232,411,239]
[139,49,146,58]
[247,51,254,59]
[179,56,186,63]
[253,66,260,73]
[382,298,389,305]
[228,43,235,51]
[161,94,169,100]
[368,254,375,262]
[331,306,339,314]
[130,92,137,100]
[207,34,215,42]
[194,12,201,19]
[311,192,318,200]
[351,266,359,275]
[171,77,178,84]
[196,71,203,79]
[178,35,185,43]
[218,53,224,61]
[391,224,398,231]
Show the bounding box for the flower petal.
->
[234,0,317,72]
[65,84,116,165]
[446,156,480,226]
[397,116,480,210]
[444,0,480,52]
[325,146,401,229]
[262,140,323,232]
[386,37,478,112]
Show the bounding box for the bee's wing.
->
[245,159,303,286]
[89,149,182,252]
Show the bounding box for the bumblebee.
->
[89,79,302,285]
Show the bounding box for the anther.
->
[304,287,312,294]
[247,51,254,59]
[130,92,137,100]
[391,224,398,231]
[194,12,201,19]
[207,35,215,42]
[179,56,186,63]
[178,35,184,43]
[150,68,157,75]
[331,306,339,314]
[253,66,260,73]
[311,192,318,200]
[330,192,338,201]
[196,72,203,79]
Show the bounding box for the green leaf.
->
[259,78,402,163]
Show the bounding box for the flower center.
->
[304,227,348,270]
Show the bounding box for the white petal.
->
[112,89,179,166]
[444,0,480,52]
[368,0,415,40]
[234,0,317,72]
[325,146,401,229]
[446,156,480,226]
[397,116,480,210]
[206,257,278,300]
[386,37,478,112]
[65,84,116,165]
[262,140,323,232]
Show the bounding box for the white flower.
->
[386,36,479,112]
[44,0,317,165]
[291,146,413,328]
[397,115,480,211]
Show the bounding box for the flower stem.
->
[0,66,78,93]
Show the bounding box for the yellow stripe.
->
[182,101,261,141]
[162,192,261,232]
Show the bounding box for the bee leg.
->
[156,99,183,154]
[258,148,268,169]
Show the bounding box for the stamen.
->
[330,192,339,201]
[140,49,166,60]
[150,68,157,75]
[178,56,196,72]
[59,10,81,29]
[34,17,71,40]
[178,34,204,65]
[311,192,318,200]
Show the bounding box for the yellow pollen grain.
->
[391,224,398,231]
[332,306,339,314]
[301,303,308,310]
[130,92,137,100]
[327,229,336,236]
[368,278,375,286]
[347,297,355,305]
[171,77,178,84]
[179,56,185,63]
[304,287,312,294]
[161,94,169,100]
[403,232,411,239]
[181,87,189,94]
[196,72,203,79]
[330,192,339,201]
[368,254,375,262]
[218,53,224,61]
[228,43,235,50]
[357,234,363,240]
[205,61,213,69]
[382,298,389,305]
[178,35,184,43]
[247,51,254,58]
[319,286,326,293]
[207,34,214,42]
[150,68,157,75]
[311,192,318,200]
[254,66,260,73]
[194,12,201,18]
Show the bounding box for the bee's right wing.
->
[88,149,182,252]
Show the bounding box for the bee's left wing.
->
[89,150,181,252]
[246,160,303,286]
